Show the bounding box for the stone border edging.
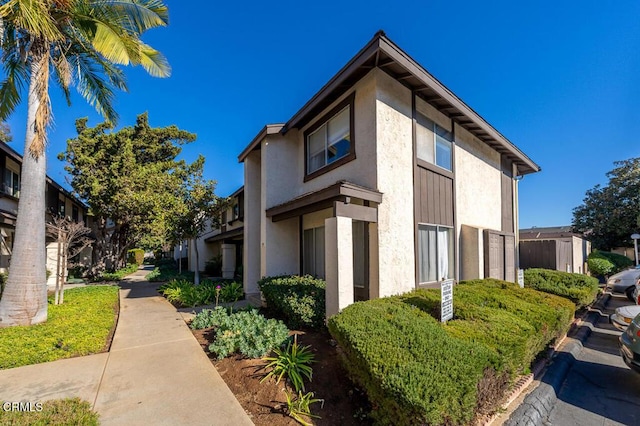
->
[503,293,611,426]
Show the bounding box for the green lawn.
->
[0,398,99,425]
[0,286,119,369]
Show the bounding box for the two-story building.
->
[0,141,90,283]
[174,186,244,279]
[239,31,540,317]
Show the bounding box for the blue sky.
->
[5,0,640,228]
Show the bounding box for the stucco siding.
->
[263,217,299,277]
[244,150,262,293]
[375,70,415,297]
[262,132,300,209]
[295,71,378,196]
[454,124,502,232]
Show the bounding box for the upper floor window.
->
[304,93,355,181]
[72,205,79,222]
[307,105,351,174]
[416,113,453,172]
[3,168,19,198]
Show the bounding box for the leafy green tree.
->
[60,113,195,276]
[0,0,170,326]
[169,158,227,285]
[573,158,640,250]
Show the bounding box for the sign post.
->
[517,269,524,288]
[631,234,640,267]
[441,279,454,323]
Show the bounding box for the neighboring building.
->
[519,226,591,274]
[174,186,244,279]
[239,31,540,316]
[0,141,90,283]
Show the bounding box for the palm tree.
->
[0,0,170,326]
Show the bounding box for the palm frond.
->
[69,50,119,123]
[137,41,169,77]
[0,44,28,121]
[96,0,169,33]
[0,0,63,41]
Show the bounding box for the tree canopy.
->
[60,112,206,274]
[572,157,640,250]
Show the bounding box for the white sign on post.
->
[517,269,524,288]
[441,279,454,322]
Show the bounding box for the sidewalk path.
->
[0,267,254,425]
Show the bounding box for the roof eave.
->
[237,124,284,163]
[281,32,540,175]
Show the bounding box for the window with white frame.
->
[303,226,325,278]
[307,105,351,174]
[418,224,454,283]
[3,167,19,198]
[416,113,453,171]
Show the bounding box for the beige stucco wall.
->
[454,123,503,279]
[294,71,378,197]
[244,150,262,294]
[374,70,415,297]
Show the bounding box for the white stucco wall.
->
[294,71,378,197]
[374,70,415,297]
[244,150,262,294]
[454,123,503,279]
[260,137,299,278]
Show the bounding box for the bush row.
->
[96,263,138,282]
[158,279,243,307]
[524,268,599,308]
[259,275,326,329]
[328,279,575,425]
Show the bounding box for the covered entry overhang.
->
[265,181,382,223]
[266,181,382,317]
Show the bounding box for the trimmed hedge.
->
[588,250,633,276]
[328,279,575,425]
[329,298,502,425]
[127,248,145,266]
[258,275,326,329]
[524,268,599,308]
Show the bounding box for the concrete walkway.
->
[0,268,254,425]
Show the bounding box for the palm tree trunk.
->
[0,59,48,326]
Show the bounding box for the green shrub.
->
[158,279,243,307]
[262,335,315,392]
[588,250,633,276]
[587,257,614,277]
[328,279,575,425]
[401,280,574,375]
[96,263,138,282]
[219,281,243,303]
[523,268,599,308]
[127,248,145,266]
[190,307,230,329]
[194,308,290,359]
[204,255,222,276]
[146,266,194,282]
[329,298,502,426]
[259,275,326,329]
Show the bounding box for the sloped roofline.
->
[238,31,540,175]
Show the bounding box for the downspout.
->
[514,171,523,271]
